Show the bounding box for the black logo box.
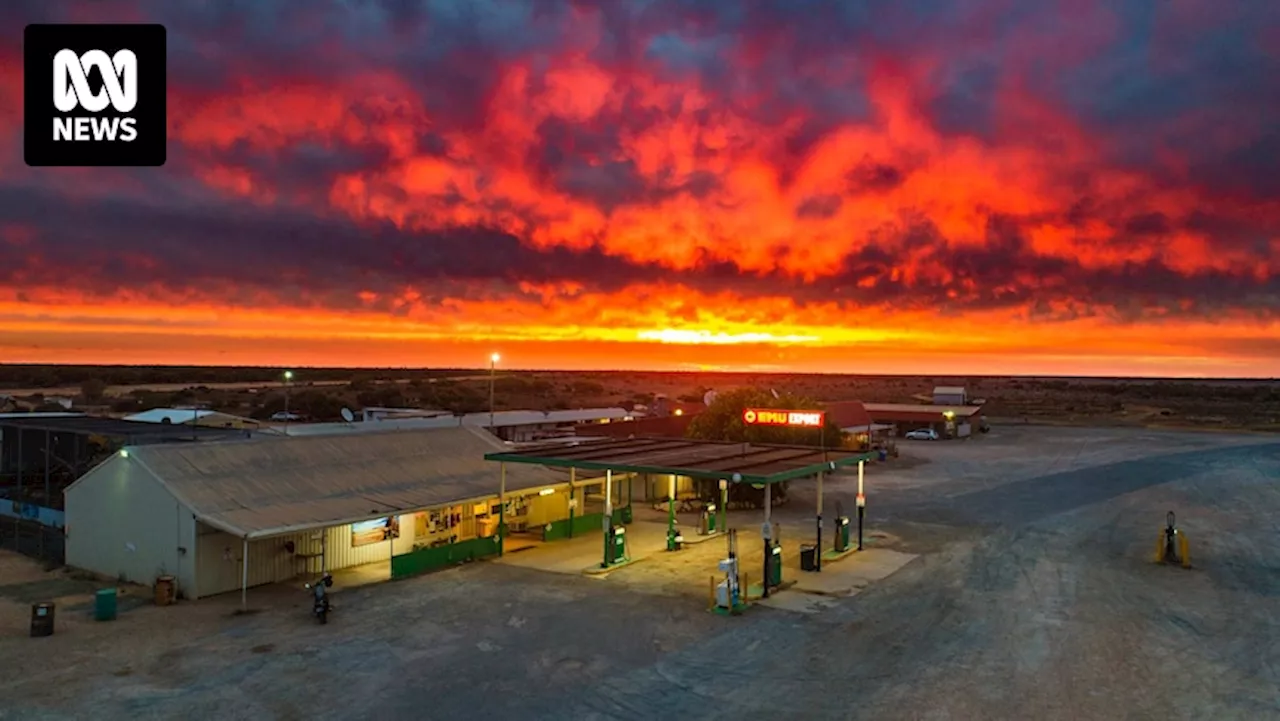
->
[24,23,167,167]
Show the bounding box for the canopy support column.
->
[815,470,823,572]
[601,469,614,568]
[762,483,772,599]
[568,467,576,538]
[857,460,866,550]
[498,462,507,556]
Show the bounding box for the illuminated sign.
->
[742,408,826,427]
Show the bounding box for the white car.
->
[904,429,940,441]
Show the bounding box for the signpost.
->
[742,408,828,584]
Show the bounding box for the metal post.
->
[283,378,291,433]
[857,460,866,550]
[498,462,507,556]
[240,537,249,612]
[762,483,772,598]
[192,404,199,442]
[568,467,576,538]
[815,470,823,571]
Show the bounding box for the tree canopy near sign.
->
[686,387,844,447]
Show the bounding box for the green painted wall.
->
[390,536,500,579]
[540,506,632,542]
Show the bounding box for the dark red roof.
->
[862,403,984,423]
[824,400,872,428]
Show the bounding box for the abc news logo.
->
[53,49,139,142]
[25,24,166,167]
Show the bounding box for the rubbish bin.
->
[800,544,818,572]
[878,448,888,461]
[155,575,175,606]
[30,602,55,637]
[94,588,118,622]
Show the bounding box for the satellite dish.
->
[703,390,718,406]
[340,407,355,423]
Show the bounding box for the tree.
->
[80,378,107,403]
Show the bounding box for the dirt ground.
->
[1,425,1278,720]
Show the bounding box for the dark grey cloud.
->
[1,183,1273,320]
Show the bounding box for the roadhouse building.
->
[64,426,563,600]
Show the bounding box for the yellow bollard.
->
[1179,532,1191,568]
[708,575,715,611]
[1153,532,1166,563]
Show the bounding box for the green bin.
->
[94,588,118,622]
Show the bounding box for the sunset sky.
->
[1,1,1278,377]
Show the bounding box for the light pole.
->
[488,353,500,430]
[283,370,294,434]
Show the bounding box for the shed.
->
[932,386,968,405]
[64,426,559,600]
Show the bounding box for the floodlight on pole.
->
[283,370,295,434]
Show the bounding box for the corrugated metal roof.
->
[128,426,561,539]
[277,407,631,437]
[863,403,984,423]
[487,437,874,484]
[932,386,966,395]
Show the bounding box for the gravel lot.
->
[1,425,1277,721]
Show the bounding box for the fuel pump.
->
[602,520,628,566]
[714,529,745,614]
[833,500,851,553]
[700,503,717,535]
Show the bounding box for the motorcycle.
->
[304,572,334,624]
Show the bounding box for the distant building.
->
[864,403,985,439]
[932,386,968,405]
[276,407,633,443]
[124,407,262,430]
[360,407,451,422]
[825,401,894,447]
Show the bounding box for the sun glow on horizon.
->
[637,329,821,345]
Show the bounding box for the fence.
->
[0,518,64,566]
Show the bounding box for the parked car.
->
[271,411,303,421]
[904,429,940,441]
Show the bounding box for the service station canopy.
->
[484,437,873,485]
